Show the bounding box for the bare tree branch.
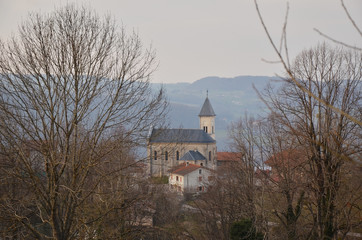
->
[254,0,362,127]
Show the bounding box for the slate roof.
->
[149,128,216,143]
[199,97,216,117]
[171,163,201,176]
[180,150,206,161]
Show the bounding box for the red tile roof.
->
[171,163,201,176]
[265,149,306,168]
[217,152,242,161]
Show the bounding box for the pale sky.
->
[0,0,361,83]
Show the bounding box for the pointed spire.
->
[199,93,216,117]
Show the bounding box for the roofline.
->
[149,140,216,144]
[171,166,214,176]
[152,128,203,131]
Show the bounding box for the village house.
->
[169,163,214,193]
[216,151,242,167]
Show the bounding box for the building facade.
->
[169,163,214,193]
[147,96,217,176]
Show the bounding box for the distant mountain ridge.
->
[152,75,279,149]
[186,75,274,91]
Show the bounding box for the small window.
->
[176,176,179,181]
[165,151,168,161]
[199,176,202,182]
[209,151,211,161]
[199,169,202,174]
[180,177,182,182]
[212,126,214,133]
[154,151,157,160]
[200,163,203,166]
[198,186,203,191]
[176,151,179,160]
[203,126,208,133]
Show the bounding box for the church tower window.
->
[154,151,157,160]
[176,151,179,160]
[165,151,168,161]
[203,126,208,133]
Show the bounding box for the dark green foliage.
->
[230,219,264,240]
[151,176,169,184]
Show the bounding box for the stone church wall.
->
[147,142,216,176]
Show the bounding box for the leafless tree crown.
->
[0,4,167,239]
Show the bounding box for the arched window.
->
[212,126,214,134]
[176,151,179,160]
[154,151,157,160]
[165,151,168,161]
[203,126,208,133]
[209,151,211,161]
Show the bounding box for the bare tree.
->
[0,4,167,239]
[254,0,361,128]
[254,2,362,238]
[193,166,248,240]
[261,114,309,240]
[228,114,310,239]
[191,115,268,240]
[263,44,361,239]
[228,115,264,223]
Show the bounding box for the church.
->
[147,96,217,176]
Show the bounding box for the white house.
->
[169,163,214,193]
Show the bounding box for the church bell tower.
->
[199,91,216,140]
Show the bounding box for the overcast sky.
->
[0,0,361,83]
